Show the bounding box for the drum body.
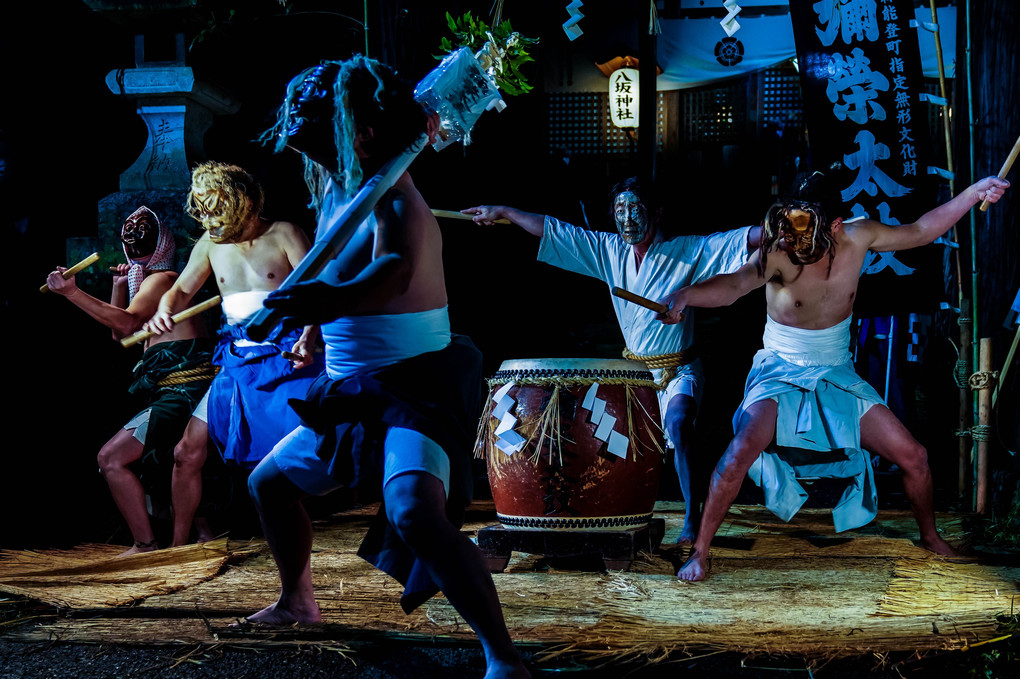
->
[482,358,663,530]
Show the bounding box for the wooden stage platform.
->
[1,501,1017,667]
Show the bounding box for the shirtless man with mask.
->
[47,207,214,555]
[464,181,760,545]
[243,56,530,679]
[657,168,1010,581]
[144,162,321,548]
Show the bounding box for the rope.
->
[971,424,993,442]
[622,347,695,389]
[953,359,972,388]
[968,370,999,390]
[157,362,218,387]
[954,428,971,439]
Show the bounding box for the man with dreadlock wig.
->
[656,166,1010,582]
[246,56,530,678]
[46,207,214,555]
[144,161,322,549]
[463,179,761,546]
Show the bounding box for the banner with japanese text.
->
[790,0,944,316]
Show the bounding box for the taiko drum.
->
[481,358,664,531]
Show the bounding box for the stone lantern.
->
[70,1,239,287]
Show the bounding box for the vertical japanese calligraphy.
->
[791,0,942,314]
[609,67,640,128]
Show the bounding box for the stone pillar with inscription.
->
[82,61,240,282]
[67,3,239,294]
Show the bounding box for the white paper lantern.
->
[609,67,640,128]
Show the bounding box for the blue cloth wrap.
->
[207,324,323,468]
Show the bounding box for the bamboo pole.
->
[119,296,222,348]
[992,321,1019,410]
[924,1,972,503]
[39,253,100,293]
[975,337,992,514]
[965,0,980,509]
[958,300,972,499]
[928,1,956,200]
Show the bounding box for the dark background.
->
[1,0,1016,551]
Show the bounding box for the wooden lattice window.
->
[548,92,666,155]
[761,66,804,128]
[682,82,743,144]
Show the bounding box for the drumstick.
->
[611,286,668,314]
[431,209,511,225]
[40,252,100,293]
[980,133,1020,212]
[120,295,222,348]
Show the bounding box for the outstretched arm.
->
[865,176,1009,252]
[47,266,176,338]
[460,205,546,236]
[656,253,767,325]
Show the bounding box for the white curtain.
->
[656,6,955,90]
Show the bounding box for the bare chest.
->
[208,242,291,293]
[767,254,862,326]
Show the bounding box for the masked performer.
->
[143,161,323,547]
[47,208,215,555]
[657,167,1010,581]
[244,56,529,679]
[463,183,760,545]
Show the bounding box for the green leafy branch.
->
[436,11,538,96]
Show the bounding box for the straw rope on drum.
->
[622,347,695,389]
[475,366,661,463]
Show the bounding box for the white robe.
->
[537,217,752,438]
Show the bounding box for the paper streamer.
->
[491,382,525,455]
[721,0,741,37]
[580,383,630,459]
[563,0,584,41]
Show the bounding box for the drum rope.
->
[486,375,660,390]
[622,347,695,389]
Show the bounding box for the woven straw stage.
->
[1,502,1016,670]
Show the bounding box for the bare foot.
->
[117,539,158,557]
[233,600,322,628]
[676,549,708,582]
[920,535,959,556]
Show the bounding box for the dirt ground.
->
[2,630,1018,678]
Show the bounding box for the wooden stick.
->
[40,252,100,293]
[120,295,222,348]
[611,286,668,314]
[979,133,1020,211]
[431,209,511,224]
[992,320,1019,411]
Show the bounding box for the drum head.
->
[495,357,652,377]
